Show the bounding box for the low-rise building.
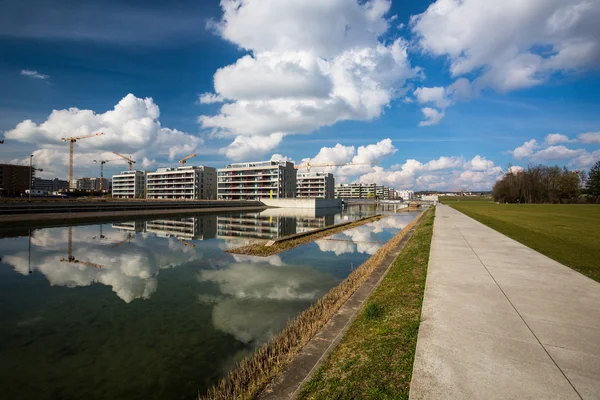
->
[397,190,414,201]
[296,172,335,199]
[32,177,69,192]
[217,160,296,200]
[146,166,216,200]
[112,171,146,198]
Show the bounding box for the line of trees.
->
[493,161,600,204]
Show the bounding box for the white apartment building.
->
[112,171,146,198]
[397,190,414,201]
[335,183,378,199]
[217,160,296,200]
[146,166,216,200]
[296,172,335,199]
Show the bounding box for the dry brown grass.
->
[226,215,385,257]
[200,210,428,400]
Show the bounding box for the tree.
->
[587,161,600,202]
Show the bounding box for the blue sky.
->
[1,0,599,190]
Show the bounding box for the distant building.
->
[297,172,335,199]
[112,171,146,199]
[146,166,216,200]
[217,160,296,200]
[335,183,391,199]
[0,164,31,196]
[32,177,69,192]
[70,177,95,191]
[397,190,414,201]
[89,177,110,191]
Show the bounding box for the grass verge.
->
[298,207,435,400]
[200,211,428,400]
[448,203,600,282]
[226,215,385,257]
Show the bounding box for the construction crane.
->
[179,153,196,167]
[113,152,136,171]
[295,161,377,172]
[94,159,119,191]
[60,227,104,269]
[61,132,104,187]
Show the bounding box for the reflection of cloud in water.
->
[315,239,355,255]
[198,262,338,344]
[231,253,284,267]
[3,226,206,303]
[315,216,410,256]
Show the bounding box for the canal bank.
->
[0,200,265,223]
[201,210,428,400]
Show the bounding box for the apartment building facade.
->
[397,190,414,201]
[0,164,31,196]
[335,183,397,199]
[112,170,146,198]
[217,160,296,200]
[146,166,216,200]
[32,177,69,192]
[296,172,335,199]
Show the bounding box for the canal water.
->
[0,205,418,400]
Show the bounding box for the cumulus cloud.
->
[412,0,600,93]
[531,145,582,161]
[220,132,284,161]
[20,69,49,80]
[414,86,451,109]
[578,131,600,144]
[200,0,419,158]
[270,153,294,163]
[419,107,444,127]
[511,139,539,160]
[545,133,573,145]
[569,149,600,168]
[357,155,502,191]
[198,93,224,104]
[4,94,203,178]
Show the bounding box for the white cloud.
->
[20,69,49,80]
[4,94,203,179]
[511,139,539,160]
[531,145,582,161]
[356,154,502,191]
[198,93,224,104]
[419,107,444,127]
[414,86,451,109]
[508,165,525,174]
[545,133,573,145]
[578,131,600,144]
[270,153,294,163]
[568,149,600,168]
[220,133,284,161]
[199,0,419,157]
[411,0,600,93]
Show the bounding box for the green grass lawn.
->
[447,202,600,282]
[298,209,435,400]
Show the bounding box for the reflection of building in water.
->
[112,221,146,233]
[217,213,297,240]
[145,216,217,240]
[296,214,335,233]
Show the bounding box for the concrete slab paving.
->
[410,205,600,400]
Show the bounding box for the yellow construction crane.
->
[61,132,104,187]
[295,161,376,172]
[113,152,136,171]
[60,227,104,269]
[179,153,196,166]
[93,159,120,191]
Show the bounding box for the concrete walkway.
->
[410,205,600,400]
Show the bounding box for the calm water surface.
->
[0,205,417,399]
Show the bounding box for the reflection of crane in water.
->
[112,233,134,248]
[60,227,104,269]
[92,225,106,240]
[177,237,196,248]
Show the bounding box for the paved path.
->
[410,205,600,400]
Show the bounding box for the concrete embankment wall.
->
[0,200,265,223]
[261,198,342,209]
